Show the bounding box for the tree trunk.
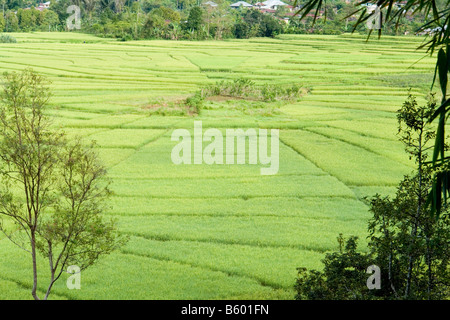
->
[31,232,40,301]
[44,277,55,300]
[425,232,432,299]
[404,223,418,298]
[44,242,55,300]
[404,128,423,299]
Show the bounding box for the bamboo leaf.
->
[437,48,448,98]
[429,98,450,122]
[432,112,445,164]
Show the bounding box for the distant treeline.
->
[0,0,434,40]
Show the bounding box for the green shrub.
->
[295,235,375,300]
[119,34,133,42]
[201,78,306,102]
[185,91,204,115]
[0,34,17,43]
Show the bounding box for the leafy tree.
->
[49,0,73,29]
[6,0,25,10]
[260,14,283,37]
[0,69,126,300]
[233,22,250,39]
[0,14,5,31]
[4,10,19,32]
[366,94,450,299]
[83,0,98,21]
[114,0,127,13]
[295,235,375,300]
[177,0,195,10]
[205,0,233,39]
[17,8,38,31]
[41,10,60,31]
[123,1,145,38]
[99,6,117,24]
[185,5,203,31]
[151,6,180,22]
[141,0,176,12]
[240,9,283,38]
[141,11,165,38]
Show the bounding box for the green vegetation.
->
[144,93,203,116]
[0,0,433,39]
[0,69,126,300]
[295,94,450,300]
[0,32,438,299]
[0,34,17,43]
[201,78,307,102]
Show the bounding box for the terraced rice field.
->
[0,32,437,299]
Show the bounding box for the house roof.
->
[203,1,218,6]
[230,1,253,7]
[262,0,287,6]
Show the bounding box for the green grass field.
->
[0,32,438,299]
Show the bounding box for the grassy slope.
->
[0,32,436,299]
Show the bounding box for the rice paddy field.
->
[0,32,438,300]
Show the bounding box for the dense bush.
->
[185,91,204,115]
[295,235,376,300]
[233,10,283,39]
[202,78,306,102]
[0,34,17,43]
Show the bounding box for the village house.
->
[259,0,288,10]
[228,0,304,23]
[230,1,253,9]
[35,1,51,11]
[202,1,218,8]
